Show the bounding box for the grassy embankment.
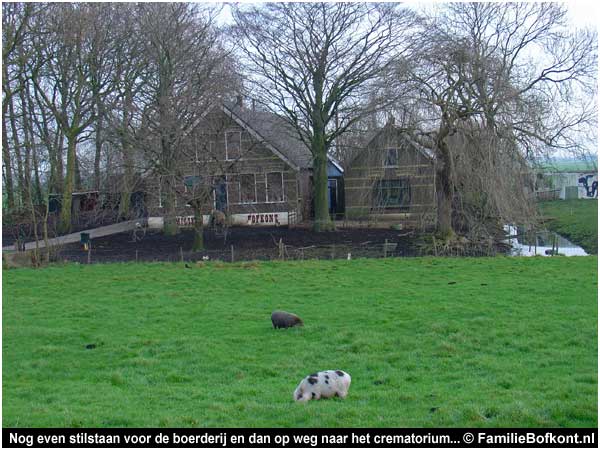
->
[539,199,597,254]
[3,257,597,427]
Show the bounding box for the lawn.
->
[3,257,598,428]
[539,199,598,254]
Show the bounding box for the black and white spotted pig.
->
[293,370,351,402]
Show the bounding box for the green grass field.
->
[3,257,597,428]
[539,199,598,254]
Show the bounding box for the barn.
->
[146,99,344,227]
[344,121,436,229]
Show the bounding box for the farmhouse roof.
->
[223,102,342,172]
[346,122,435,167]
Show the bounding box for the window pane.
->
[374,178,410,208]
[225,131,241,160]
[267,172,284,202]
[228,174,241,203]
[240,174,256,203]
[256,173,266,202]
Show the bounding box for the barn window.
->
[384,148,399,168]
[374,178,410,209]
[266,172,284,202]
[225,130,242,161]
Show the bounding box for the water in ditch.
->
[504,225,588,257]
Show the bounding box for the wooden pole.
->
[180,246,184,263]
[87,241,91,264]
[135,249,138,263]
[231,245,234,263]
[384,239,388,258]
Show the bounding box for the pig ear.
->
[296,388,304,401]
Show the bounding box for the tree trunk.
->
[2,107,15,210]
[59,133,77,234]
[24,78,43,204]
[31,143,43,205]
[311,125,334,232]
[8,91,26,208]
[94,114,103,191]
[192,201,204,251]
[162,176,180,236]
[118,100,133,219]
[118,159,133,220]
[435,123,455,238]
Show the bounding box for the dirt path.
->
[2,220,142,252]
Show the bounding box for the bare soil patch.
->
[56,225,421,263]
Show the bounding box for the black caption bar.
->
[3,428,597,448]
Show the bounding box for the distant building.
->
[540,171,598,200]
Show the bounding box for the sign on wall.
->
[173,212,289,228]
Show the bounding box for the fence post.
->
[231,245,234,263]
[180,246,184,263]
[135,249,139,263]
[87,241,92,264]
[384,239,388,258]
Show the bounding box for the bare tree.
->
[134,3,233,236]
[232,2,418,231]
[29,4,100,233]
[2,2,35,210]
[410,2,597,237]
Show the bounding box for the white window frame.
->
[225,130,242,161]
[266,171,285,203]
[239,173,258,204]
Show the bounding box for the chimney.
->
[236,94,243,109]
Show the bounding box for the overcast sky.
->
[218,1,599,29]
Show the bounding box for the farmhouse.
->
[146,99,344,227]
[344,121,436,229]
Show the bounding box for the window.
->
[266,172,284,202]
[184,175,201,193]
[240,174,256,203]
[256,173,267,203]
[225,131,242,161]
[227,174,241,203]
[227,174,257,204]
[374,178,410,209]
[384,148,399,167]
